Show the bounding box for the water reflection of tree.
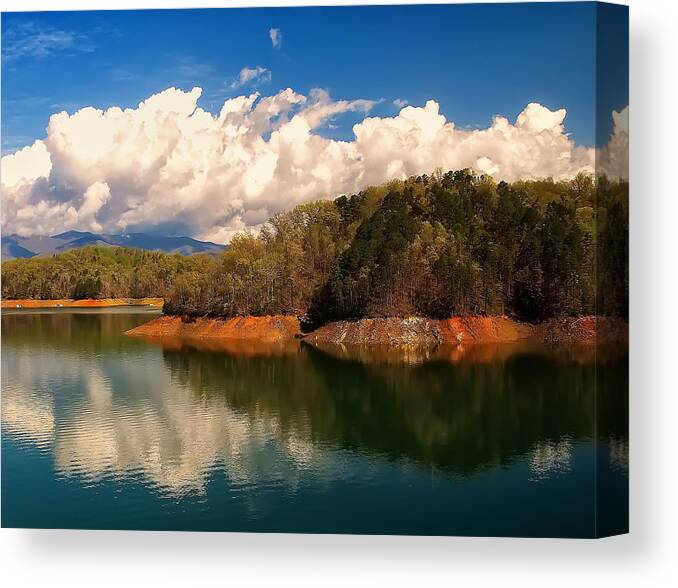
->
[3,312,628,482]
[161,343,628,477]
[1,311,155,354]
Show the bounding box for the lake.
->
[1,309,628,536]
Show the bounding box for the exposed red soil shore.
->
[126,314,627,346]
[126,315,302,343]
[2,297,164,309]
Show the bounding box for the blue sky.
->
[1,2,627,154]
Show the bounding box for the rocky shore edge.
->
[125,315,628,346]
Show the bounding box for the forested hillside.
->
[164,169,628,322]
[2,169,628,323]
[1,246,217,300]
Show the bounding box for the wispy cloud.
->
[2,96,50,110]
[269,28,282,49]
[393,98,409,108]
[229,66,271,90]
[110,68,137,82]
[48,100,84,113]
[2,21,93,63]
[170,58,214,82]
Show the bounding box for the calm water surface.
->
[1,310,628,536]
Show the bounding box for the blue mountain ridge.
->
[1,231,226,260]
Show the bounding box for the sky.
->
[0,3,629,242]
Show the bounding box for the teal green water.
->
[1,310,628,536]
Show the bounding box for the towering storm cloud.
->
[1,87,626,242]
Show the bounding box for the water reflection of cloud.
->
[2,348,349,498]
[1,350,76,448]
[52,364,272,495]
[2,336,628,497]
[1,385,55,448]
[608,435,629,475]
[529,437,573,481]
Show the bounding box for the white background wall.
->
[1,0,676,585]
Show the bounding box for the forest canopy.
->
[0,246,217,301]
[1,169,628,323]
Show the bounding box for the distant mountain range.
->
[1,231,226,260]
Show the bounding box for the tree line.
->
[1,246,217,300]
[2,169,628,323]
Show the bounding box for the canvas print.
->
[0,2,628,537]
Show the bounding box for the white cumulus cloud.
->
[1,140,51,187]
[79,182,112,232]
[1,86,626,242]
[597,105,629,180]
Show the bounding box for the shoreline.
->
[126,315,302,343]
[1,298,164,310]
[125,315,628,346]
[2,303,628,345]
